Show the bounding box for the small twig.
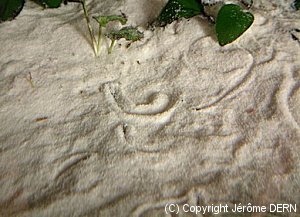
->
[35,117,48,122]
[26,72,34,88]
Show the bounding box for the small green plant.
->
[67,0,99,55]
[155,0,204,26]
[215,4,254,46]
[1,0,143,56]
[0,0,63,22]
[69,0,143,56]
[105,26,144,54]
[0,0,25,22]
[92,15,128,55]
[154,0,255,46]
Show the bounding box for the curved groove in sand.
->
[194,51,255,111]
[288,83,300,127]
[280,67,300,130]
[53,154,90,180]
[103,83,180,125]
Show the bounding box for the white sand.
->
[0,0,299,216]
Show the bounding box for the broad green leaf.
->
[106,26,144,42]
[93,15,127,27]
[155,0,204,26]
[0,0,24,22]
[292,0,300,10]
[39,0,64,8]
[216,4,254,46]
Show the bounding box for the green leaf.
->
[292,0,300,10]
[0,0,25,22]
[155,0,204,26]
[39,0,63,8]
[106,26,144,42]
[216,4,254,46]
[93,15,127,27]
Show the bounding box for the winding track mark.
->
[278,66,300,130]
[53,154,90,180]
[103,83,181,126]
[189,47,255,111]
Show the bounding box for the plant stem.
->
[80,0,98,56]
[96,24,102,56]
[108,39,115,54]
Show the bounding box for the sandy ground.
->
[0,0,299,216]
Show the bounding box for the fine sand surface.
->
[0,0,299,216]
